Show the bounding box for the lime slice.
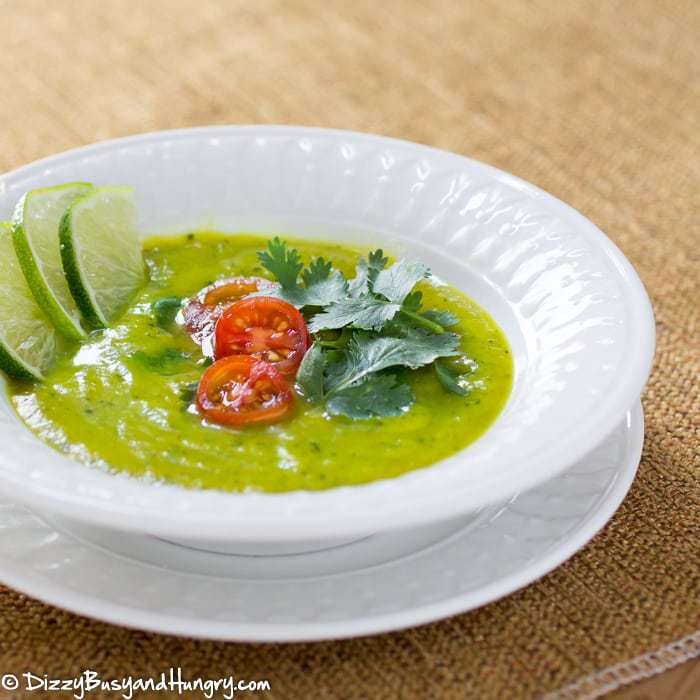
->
[59,186,145,327]
[12,183,92,340]
[0,222,64,380]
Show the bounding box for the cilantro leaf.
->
[402,290,423,313]
[179,380,199,405]
[377,316,426,338]
[434,360,469,396]
[132,348,192,375]
[296,342,326,402]
[382,307,450,336]
[347,249,388,297]
[373,259,429,304]
[325,374,414,419]
[326,332,459,393]
[281,270,347,308]
[308,296,401,332]
[256,267,347,309]
[152,296,182,328]
[422,309,459,327]
[302,257,332,286]
[367,249,388,287]
[347,259,369,297]
[255,244,346,309]
[257,237,303,289]
[313,258,429,332]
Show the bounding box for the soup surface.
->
[9,233,512,492]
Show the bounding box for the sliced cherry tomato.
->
[201,278,272,306]
[214,296,309,375]
[196,355,293,427]
[181,276,277,353]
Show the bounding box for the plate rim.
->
[0,402,643,642]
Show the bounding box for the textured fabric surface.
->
[0,0,698,698]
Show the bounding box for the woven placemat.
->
[0,0,698,698]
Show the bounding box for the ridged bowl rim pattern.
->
[0,126,654,540]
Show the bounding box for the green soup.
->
[8,233,512,492]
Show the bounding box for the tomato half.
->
[214,296,309,375]
[196,355,293,427]
[181,276,277,352]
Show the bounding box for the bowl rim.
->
[0,125,655,539]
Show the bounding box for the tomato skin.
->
[196,355,293,427]
[181,276,277,352]
[201,278,275,306]
[214,296,310,375]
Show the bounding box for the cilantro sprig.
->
[256,238,472,419]
[256,237,347,308]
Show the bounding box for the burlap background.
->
[0,0,698,698]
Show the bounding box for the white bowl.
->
[0,126,654,543]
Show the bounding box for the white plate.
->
[0,402,642,641]
[0,126,655,542]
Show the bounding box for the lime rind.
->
[0,221,63,380]
[12,183,92,340]
[59,201,103,329]
[0,341,36,380]
[59,186,145,326]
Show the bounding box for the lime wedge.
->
[0,222,64,380]
[12,183,92,340]
[59,186,145,327]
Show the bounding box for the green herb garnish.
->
[257,237,304,288]
[325,374,414,419]
[422,309,459,328]
[309,258,429,332]
[257,237,475,419]
[179,380,199,405]
[257,238,346,308]
[298,333,458,419]
[296,343,326,403]
[151,296,182,328]
[323,333,459,392]
[434,360,469,396]
[132,348,191,375]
